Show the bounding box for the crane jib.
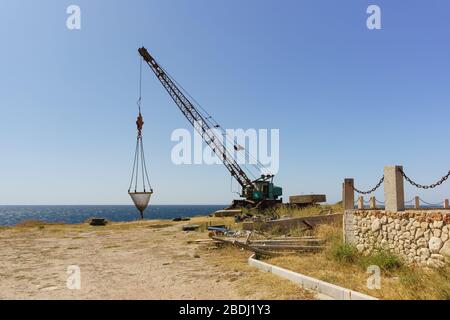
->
[138,47,253,189]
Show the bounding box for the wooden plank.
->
[211,236,284,257]
[250,244,325,252]
[249,239,325,246]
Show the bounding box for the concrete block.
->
[343,179,355,210]
[247,256,273,272]
[248,255,378,300]
[357,196,364,210]
[415,196,420,209]
[289,194,326,205]
[384,166,405,212]
[369,197,376,209]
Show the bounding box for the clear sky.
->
[0,0,449,205]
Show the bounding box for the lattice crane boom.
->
[138,47,253,189]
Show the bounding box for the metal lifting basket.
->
[128,57,153,219]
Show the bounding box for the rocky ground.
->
[0,217,313,300]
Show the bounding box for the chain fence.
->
[348,168,449,209]
[399,168,450,190]
[419,198,444,207]
[352,176,384,195]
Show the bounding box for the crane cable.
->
[158,63,270,179]
[128,57,152,192]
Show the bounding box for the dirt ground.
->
[0,217,314,300]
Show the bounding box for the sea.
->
[0,205,227,226]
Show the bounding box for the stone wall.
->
[344,210,450,268]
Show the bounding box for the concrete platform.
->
[289,194,326,205]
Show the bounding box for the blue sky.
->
[0,0,449,205]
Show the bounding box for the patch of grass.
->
[203,245,315,300]
[320,223,403,272]
[272,205,325,218]
[360,250,403,273]
[265,225,312,237]
[259,202,343,219]
[330,243,359,263]
[265,223,449,300]
[145,223,172,229]
[15,220,65,229]
[439,288,450,300]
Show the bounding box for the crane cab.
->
[239,175,283,209]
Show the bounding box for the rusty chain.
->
[352,176,385,195]
[399,169,450,189]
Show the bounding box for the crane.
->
[138,47,282,209]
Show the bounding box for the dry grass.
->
[14,220,65,228]
[266,223,450,300]
[204,245,315,300]
[271,203,342,219]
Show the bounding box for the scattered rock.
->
[433,229,442,238]
[400,232,411,240]
[433,221,444,229]
[348,211,449,267]
[418,248,430,258]
[416,238,427,248]
[430,254,445,261]
[89,218,108,226]
[371,219,381,232]
[428,237,443,253]
[415,229,424,240]
[439,240,450,258]
[427,258,445,269]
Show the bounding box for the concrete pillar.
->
[357,196,364,209]
[343,179,355,210]
[414,196,420,209]
[369,196,376,209]
[384,165,405,212]
[444,199,449,209]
